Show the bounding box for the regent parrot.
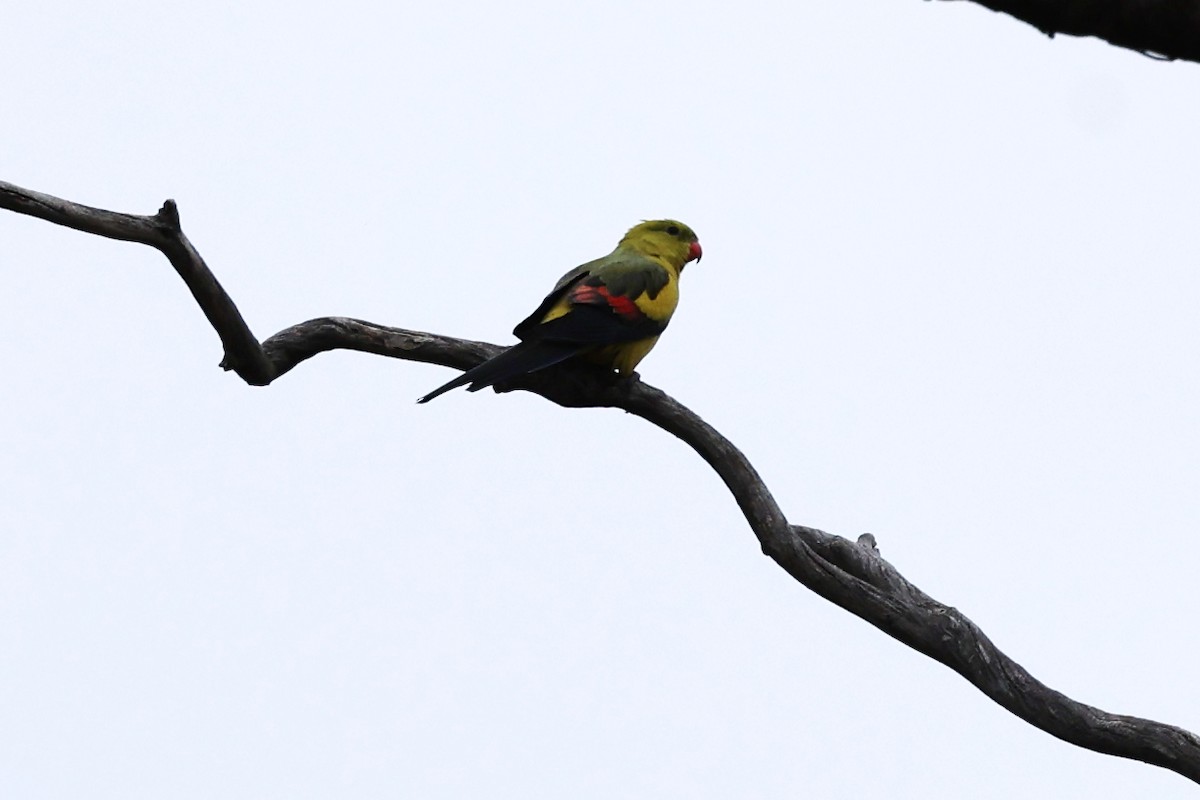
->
[417,219,701,403]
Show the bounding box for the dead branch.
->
[2,179,1197,784]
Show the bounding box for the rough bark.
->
[2,180,1198,785]
[946,0,1200,63]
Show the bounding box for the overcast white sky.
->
[3,1,1199,797]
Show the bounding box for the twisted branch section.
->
[796,528,1200,776]
[619,387,1200,781]
[944,0,1200,63]
[2,179,1197,783]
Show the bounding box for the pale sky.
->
[3,1,1198,797]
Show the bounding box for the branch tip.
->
[156,199,181,230]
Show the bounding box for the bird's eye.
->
[666,225,680,236]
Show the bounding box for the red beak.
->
[688,241,703,263]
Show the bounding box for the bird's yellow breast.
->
[632,264,679,321]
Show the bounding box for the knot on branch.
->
[155,199,181,231]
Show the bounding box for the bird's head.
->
[619,219,702,270]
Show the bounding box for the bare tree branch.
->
[943,0,1200,63]
[3,179,1198,784]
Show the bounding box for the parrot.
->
[417,219,701,403]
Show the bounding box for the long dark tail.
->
[416,340,584,403]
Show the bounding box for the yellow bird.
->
[418,220,701,403]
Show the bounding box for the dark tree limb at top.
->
[943,0,1200,63]
[2,179,1198,785]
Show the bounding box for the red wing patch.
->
[569,283,644,321]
